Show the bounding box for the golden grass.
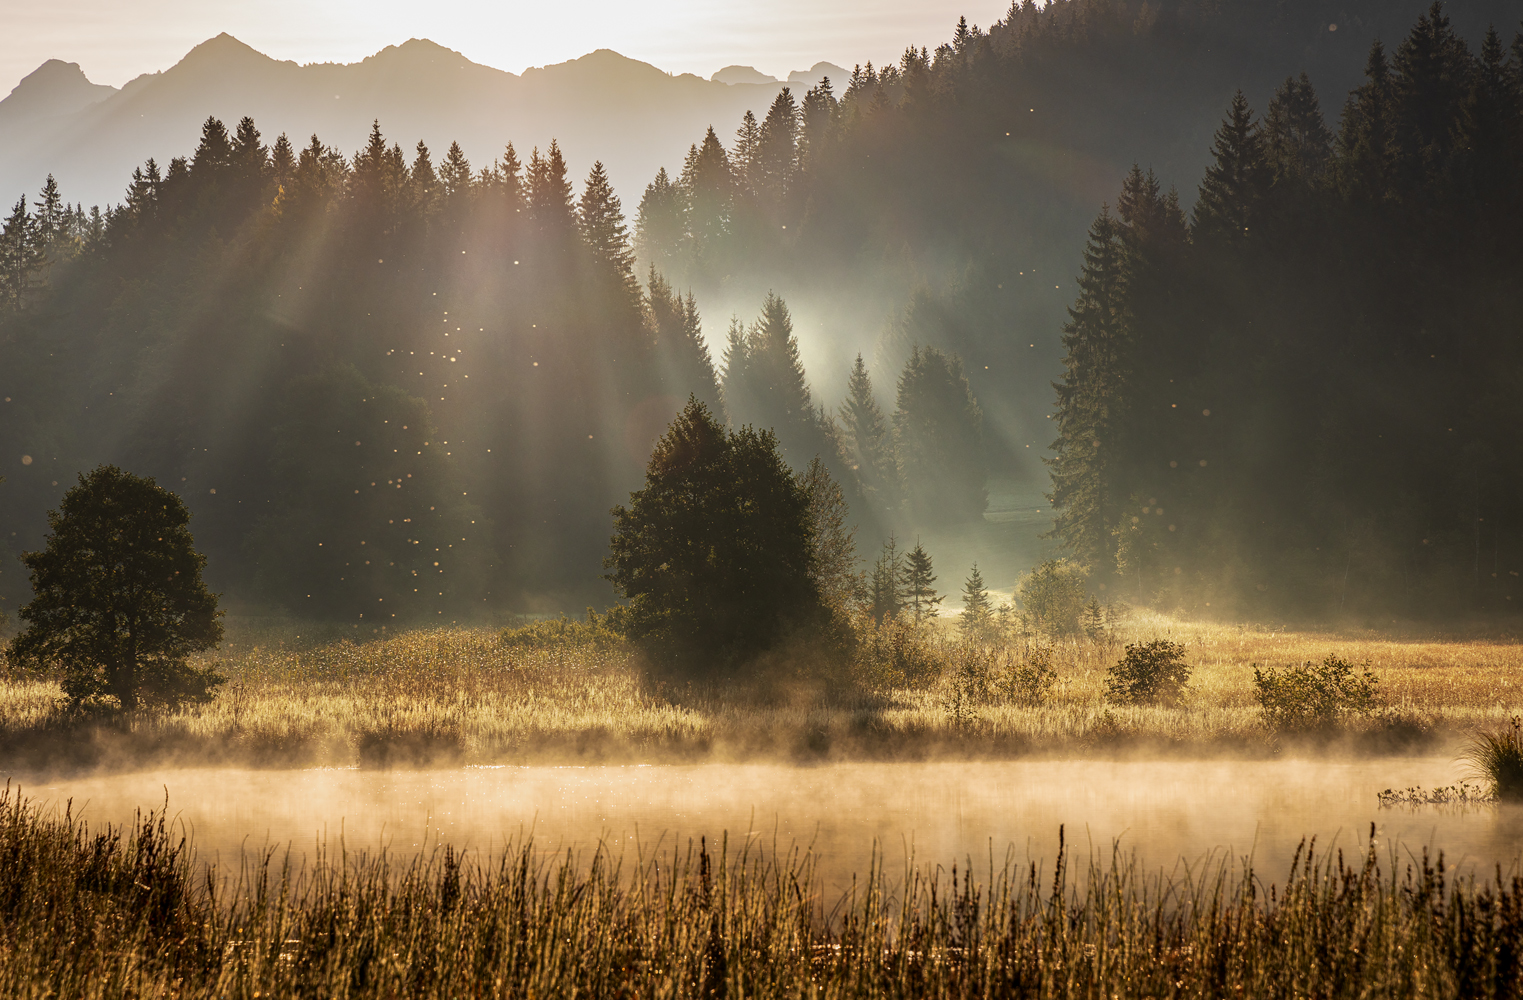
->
[2,613,1520,771]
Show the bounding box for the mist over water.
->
[23,759,1522,894]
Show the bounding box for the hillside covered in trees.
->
[1,0,1520,623]
[1048,5,1523,616]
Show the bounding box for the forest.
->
[1,0,1520,622]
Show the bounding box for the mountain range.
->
[0,34,834,209]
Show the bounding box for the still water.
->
[17,758,1523,890]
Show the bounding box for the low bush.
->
[1104,640,1191,706]
[1003,645,1058,706]
[850,611,941,690]
[500,607,628,652]
[1252,656,1380,734]
[1014,559,1090,637]
[1462,717,1523,801]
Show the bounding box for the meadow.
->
[2,613,1519,773]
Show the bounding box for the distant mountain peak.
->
[1,58,116,124]
[712,65,780,86]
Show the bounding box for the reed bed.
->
[1,783,1519,999]
[1,615,1521,772]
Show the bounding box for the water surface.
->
[19,758,1521,891]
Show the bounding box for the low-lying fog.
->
[20,759,1522,893]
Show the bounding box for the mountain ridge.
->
[0,34,800,207]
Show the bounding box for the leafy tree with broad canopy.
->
[605,398,844,680]
[6,466,224,709]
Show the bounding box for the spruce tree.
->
[1191,92,1269,244]
[440,141,473,199]
[840,353,899,515]
[528,141,576,241]
[958,563,995,640]
[893,345,986,525]
[733,111,762,196]
[1264,74,1334,185]
[270,133,295,186]
[757,87,802,209]
[646,266,721,412]
[634,167,686,271]
[0,196,45,312]
[1337,41,1395,200]
[682,127,735,264]
[800,456,859,607]
[868,535,906,623]
[577,160,637,300]
[1046,209,1128,571]
[899,540,942,623]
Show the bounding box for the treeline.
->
[1049,5,1523,616]
[0,116,986,618]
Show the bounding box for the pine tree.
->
[1264,74,1334,186]
[868,535,906,623]
[440,141,473,199]
[799,78,838,169]
[270,133,295,186]
[899,540,942,623]
[1391,1,1473,191]
[34,175,63,247]
[191,116,233,178]
[578,161,637,298]
[634,167,686,271]
[742,292,825,467]
[682,127,735,264]
[958,563,995,639]
[1337,41,1396,200]
[528,141,576,241]
[410,140,439,214]
[719,315,751,424]
[840,353,900,515]
[0,196,45,311]
[647,267,721,412]
[1191,92,1269,244]
[893,345,986,525]
[800,456,859,606]
[1046,209,1128,571]
[733,111,762,196]
[757,87,801,209]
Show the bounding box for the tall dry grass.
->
[1,783,1520,998]
[1,614,1520,771]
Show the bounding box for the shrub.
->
[1014,559,1089,637]
[1004,645,1057,706]
[1252,656,1380,734]
[850,611,940,690]
[1103,639,1191,705]
[1462,717,1523,801]
[500,607,628,653]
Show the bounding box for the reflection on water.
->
[17,758,1523,891]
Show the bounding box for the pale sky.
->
[2,0,1015,91]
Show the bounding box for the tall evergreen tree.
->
[0,197,45,312]
[1047,209,1128,571]
[578,160,637,300]
[868,535,906,623]
[893,345,986,525]
[899,540,942,624]
[958,563,995,640]
[647,267,721,412]
[1191,92,1269,244]
[527,141,576,240]
[1264,74,1334,186]
[840,353,899,516]
[634,166,686,271]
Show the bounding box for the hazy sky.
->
[3,0,1014,91]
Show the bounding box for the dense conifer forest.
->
[0,0,1519,621]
